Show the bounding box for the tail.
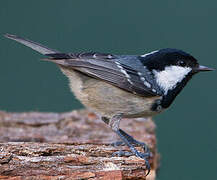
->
[4,33,60,55]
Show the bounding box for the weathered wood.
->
[0,110,159,180]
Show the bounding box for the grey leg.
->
[102,116,150,154]
[101,115,151,176]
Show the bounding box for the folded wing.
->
[4,34,161,97]
[46,52,161,97]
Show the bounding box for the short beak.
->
[195,65,215,72]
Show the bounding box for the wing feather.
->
[48,54,160,97]
[4,34,158,96]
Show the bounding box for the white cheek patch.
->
[153,66,192,94]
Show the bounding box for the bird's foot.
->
[131,148,151,175]
[103,115,151,176]
[111,139,150,153]
[112,129,151,154]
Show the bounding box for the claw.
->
[111,139,150,154]
[133,151,151,176]
[145,159,151,176]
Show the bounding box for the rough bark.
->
[0,110,159,180]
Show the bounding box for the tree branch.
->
[0,110,159,180]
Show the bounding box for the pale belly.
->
[60,67,163,118]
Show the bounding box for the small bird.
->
[4,34,214,175]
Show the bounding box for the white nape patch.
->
[140,50,159,57]
[115,62,133,85]
[153,65,192,94]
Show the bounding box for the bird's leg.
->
[102,116,150,154]
[101,115,151,175]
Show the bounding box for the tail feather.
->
[4,33,60,55]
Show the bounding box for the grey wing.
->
[46,52,161,97]
[4,34,160,97]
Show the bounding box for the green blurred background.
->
[0,0,217,179]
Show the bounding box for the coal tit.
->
[4,34,214,175]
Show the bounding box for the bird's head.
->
[140,48,214,96]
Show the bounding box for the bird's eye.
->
[177,60,186,67]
